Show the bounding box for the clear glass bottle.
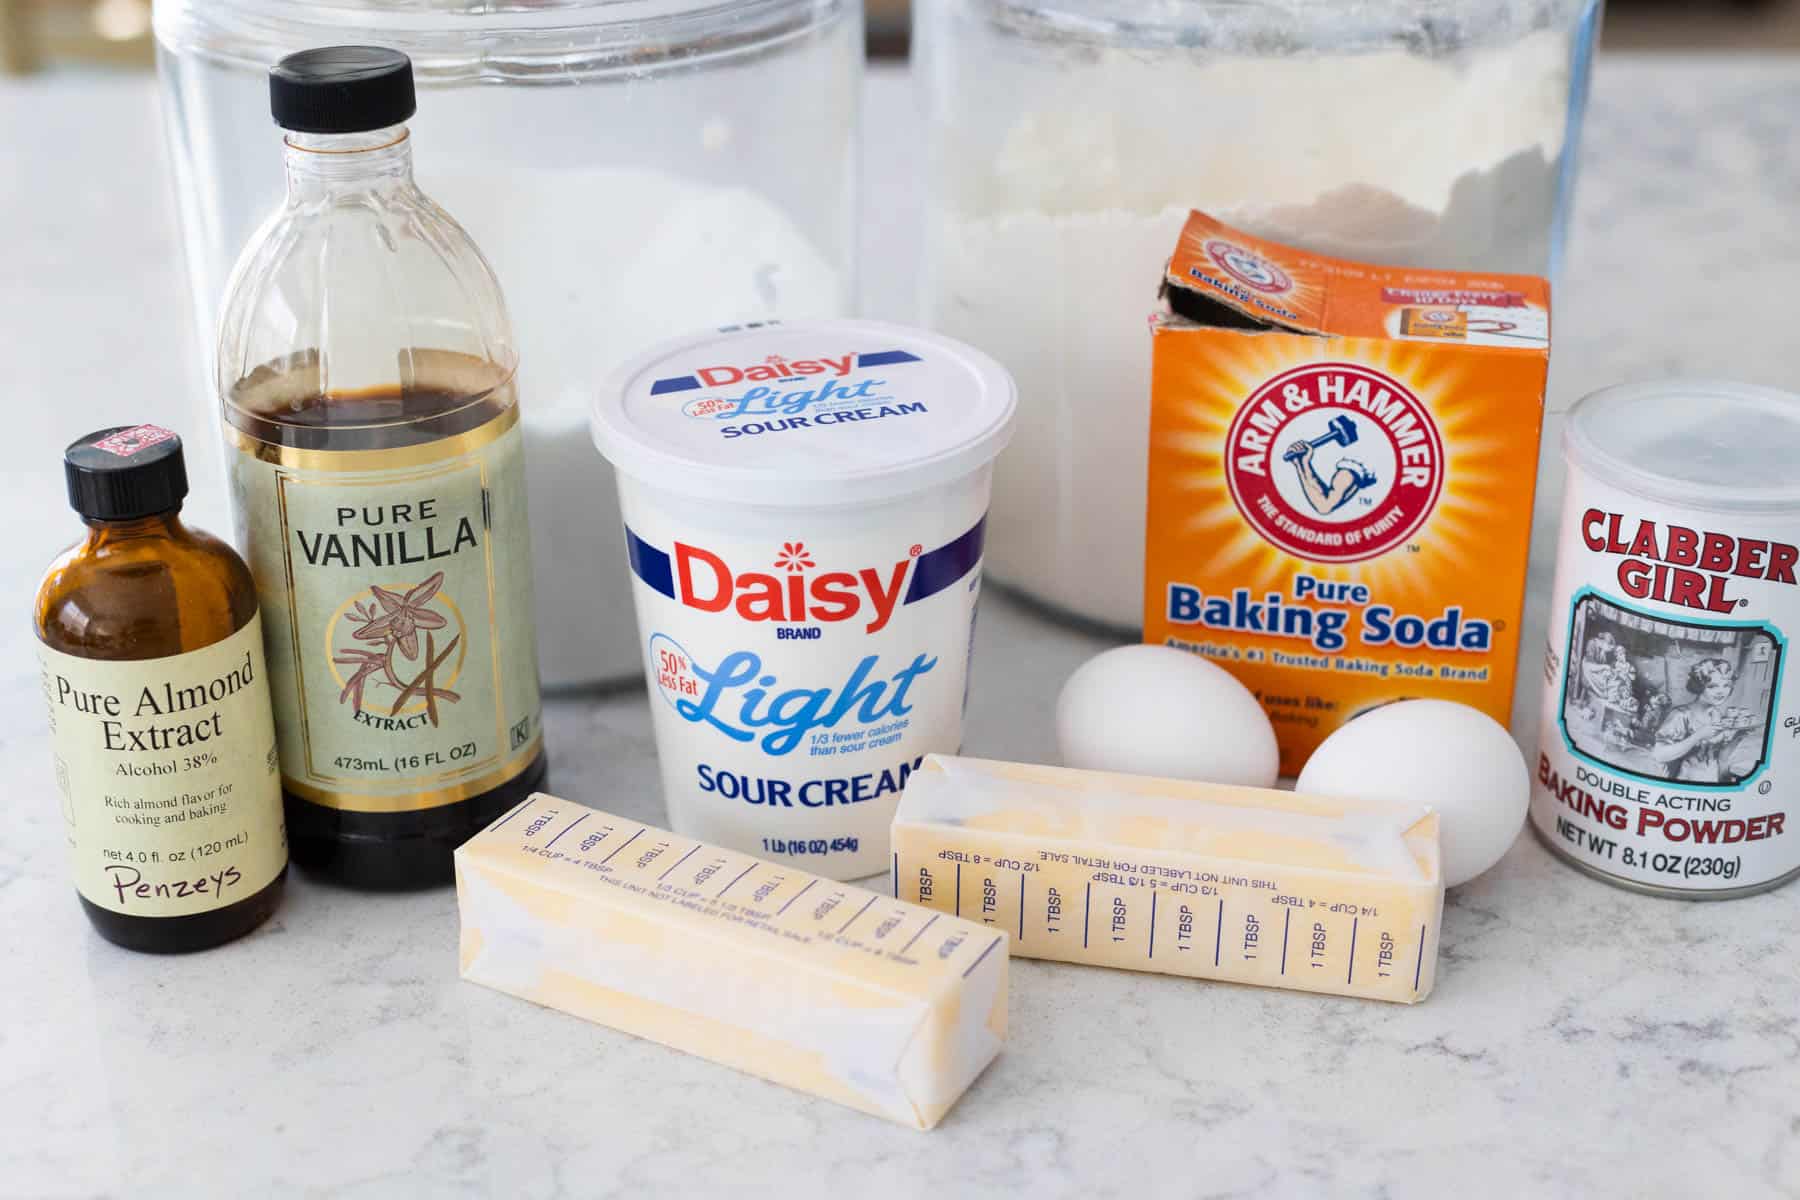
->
[35,425,287,952]
[217,47,547,888]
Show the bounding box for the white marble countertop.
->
[5,57,1800,1199]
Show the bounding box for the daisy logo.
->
[1205,239,1293,295]
[775,542,816,572]
[1224,363,1445,563]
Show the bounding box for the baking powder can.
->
[1533,380,1800,898]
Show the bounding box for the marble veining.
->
[3,57,1799,1199]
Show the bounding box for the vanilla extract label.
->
[229,411,542,812]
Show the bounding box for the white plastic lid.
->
[593,320,1018,507]
[1566,379,1800,514]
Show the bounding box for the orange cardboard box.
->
[1144,211,1551,775]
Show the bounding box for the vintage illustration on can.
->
[1557,591,1777,787]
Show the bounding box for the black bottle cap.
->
[270,46,416,135]
[64,425,189,521]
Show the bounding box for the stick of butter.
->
[890,756,1443,1003]
[455,794,1008,1129]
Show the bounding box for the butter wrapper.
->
[892,756,1443,1003]
[456,794,1007,1129]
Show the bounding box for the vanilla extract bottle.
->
[218,47,546,887]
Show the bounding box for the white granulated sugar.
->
[429,166,846,684]
[926,30,1576,628]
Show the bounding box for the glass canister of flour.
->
[156,0,860,687]
[915,0,1601,630]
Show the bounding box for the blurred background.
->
[1599,0,1800,48]
[5,0,1800,68]
[3,0,1793,687]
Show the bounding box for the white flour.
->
[428,166,847,684]
[925,29,1580,628]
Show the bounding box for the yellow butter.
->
[455,794,1007,1129]
[890,757,1443,1003]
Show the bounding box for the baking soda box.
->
[1144,211,1551,774]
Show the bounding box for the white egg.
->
[1055,645,1279,787]
[1295,699,1527,888]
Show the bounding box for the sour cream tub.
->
[1534,380,1800,898]
[593,320,1017,879]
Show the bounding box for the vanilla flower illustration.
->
[333,647,390,711]
[353,571,447,660]
[334,572,462,723]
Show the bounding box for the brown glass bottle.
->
[35,425,287,952]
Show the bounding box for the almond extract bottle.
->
[35,426,287,951]
[217,47,546,888]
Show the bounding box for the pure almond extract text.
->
[45,650,260,753]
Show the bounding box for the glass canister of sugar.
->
[155,0,860,688]
[915,0,1601,631]
[592,321,1017,880]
